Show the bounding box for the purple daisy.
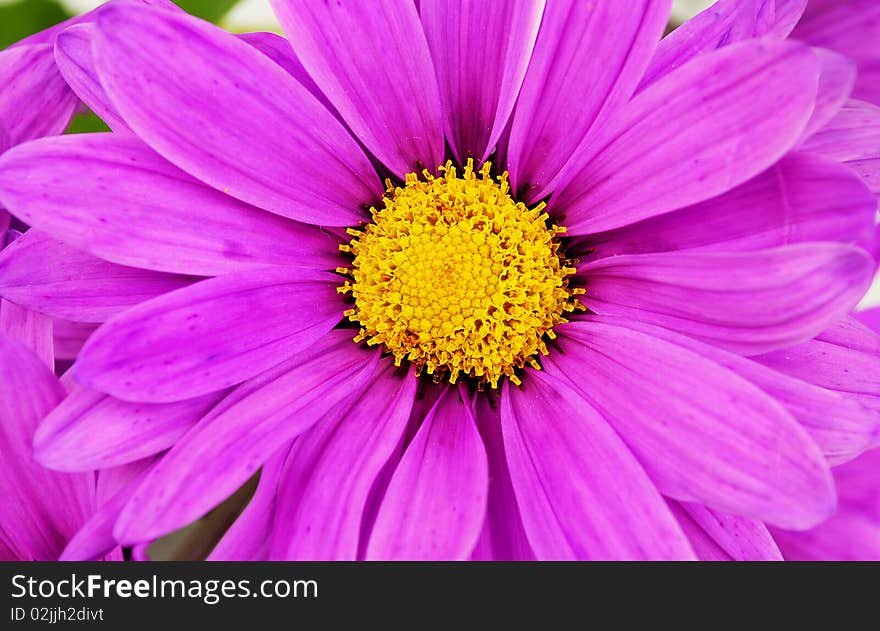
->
[1,0,879,560]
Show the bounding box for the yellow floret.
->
[339,159,583,388]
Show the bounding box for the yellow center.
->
[338,160,583,388]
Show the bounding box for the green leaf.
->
[0,0,69,50]
[173,0,240,23]
[66,111,111,134]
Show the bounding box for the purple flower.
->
[1,1,879,560]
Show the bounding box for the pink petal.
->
[271,365,417,560]
[208,444,292,561]
[34,386,225,471]
[0,44,77,144]
[470,392,535,561]
[611,317,879,466]
[756,317,880,417]
[0,299,53,369]
[579,243,874,355]
[54,24,128,132]
[639,0,801,90]
[366,384,488,560]
[581,152,877,259]
[0,231,196,323]
[271,0,444,177]
[114,331,379,543]
[677,502,783,561]
[75,266,344,402]
[0,335,92,560]
[501,372,695,560]
[420,0,545,162]
[553,39,819,235]
[547,320,835,530]
[507,0,669,201]
[800,48,856,140]
[93,3,380,226]
[0,134,343,275]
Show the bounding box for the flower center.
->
[338,160,583,387]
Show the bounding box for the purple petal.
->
[420,0,544,162]
[507,0,669,201]
[771,0,808,37]
[855,308,880,333]
[771,448,880,560]
[794,0,880,62]
[366,384,487,560]
[579,243,874,355]
[60,459,155,561]
[93,3,380,226]
[34,386,224,471]
[852,60,880,107]
[96,458,154,506]
[667,501,732,560]
[208,444,292,561]
[54,24,128,133]
[801,48,856,139]
[639,0,796,90]
[793,1,880,107]
[236,31,338,116]
[0,231,196,323]
[501,372,696,560]
[271,365,416,560]
[271,0,444,177]
[75,266,344,402]
[114,331,379,543]
[0,335,92,560]
[0,134,342,275]
[547,320,836,529]
[580,152,877,259]
[678,502,782,561]
[756,317,880,416]
[52,320,97,361]
[802,99,880,193]
[470,392,535,561]
[0,299,53,369]
[773,511,880,560]
[803,100,880,162]
[0,44,77,144]
[553,39,819,235]
[610,317,880,466]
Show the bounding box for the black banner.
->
[1,562,874,625]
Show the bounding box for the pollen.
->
[338,160,583,388]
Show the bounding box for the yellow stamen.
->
[339,159,582,388]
